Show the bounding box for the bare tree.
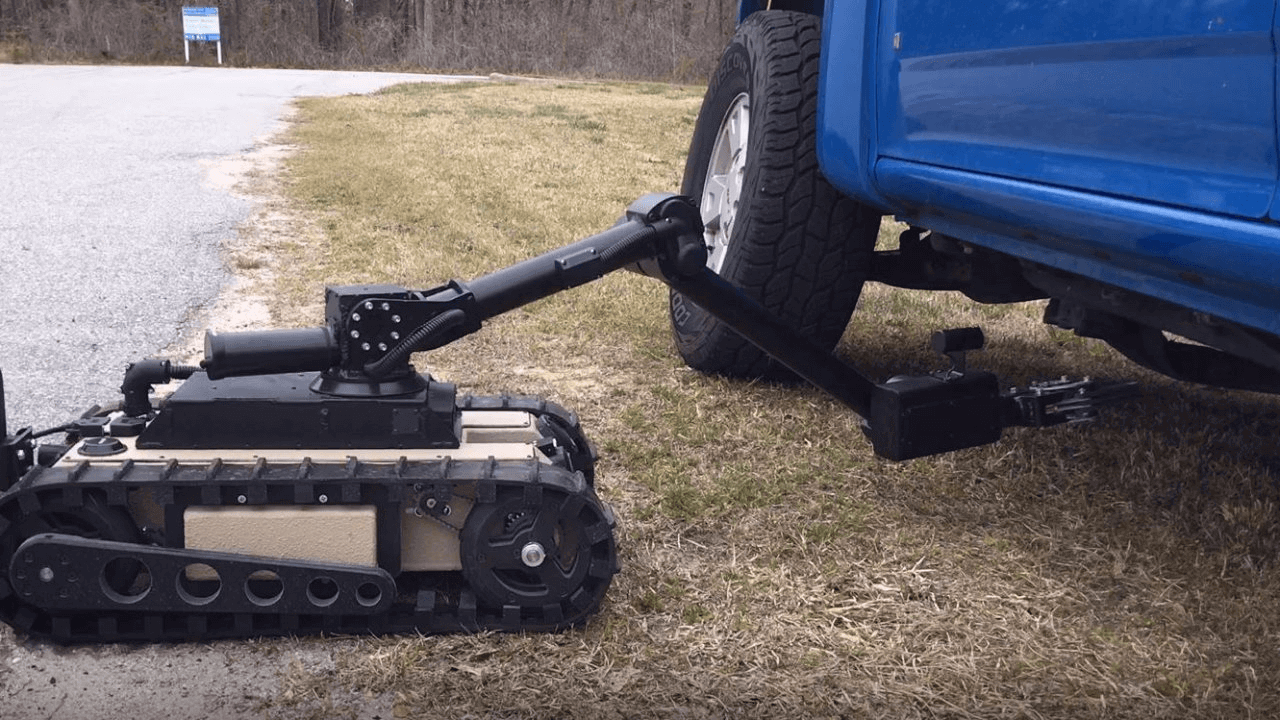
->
[316,0,344,50]
[6,0,736,81]
[354,0,390,19]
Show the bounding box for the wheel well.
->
[739,1,822,22]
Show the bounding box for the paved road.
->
[0,64,481,432]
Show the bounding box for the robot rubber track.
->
[0,395,616,642]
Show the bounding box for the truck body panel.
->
[880,0,1277,219]
[811,0,1280,341]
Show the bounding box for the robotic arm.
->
[192,193,1132,461]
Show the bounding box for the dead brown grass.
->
[256,80,1280,719]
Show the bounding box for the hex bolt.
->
[380,302,390,311]
[350,330,361,339]
[364,301,374,310]
[520,542,546,568]
[352,312,362,322]
[39,567,53,583]
[378,343,387,352]
[237,494,247,504]
[318,494,329,504]
[392,315,401,324]
[391,331,401,341]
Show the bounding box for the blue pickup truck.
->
[673,0,1280,396]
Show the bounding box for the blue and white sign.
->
[182,7,221,42]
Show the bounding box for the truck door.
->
[875,0,1279,220]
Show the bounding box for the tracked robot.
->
[0,195,1130,643]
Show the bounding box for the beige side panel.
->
[399,497,472,571]
[55,409,544,467]
[459,410,535,428]
[184,506,377,567]
[62,437,539,466]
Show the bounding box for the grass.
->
[252,79,1280,718]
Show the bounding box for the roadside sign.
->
[182,7,221,41]
[181,7,222,64]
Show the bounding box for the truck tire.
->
[672,10,880,378]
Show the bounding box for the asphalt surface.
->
[0,64,481,433]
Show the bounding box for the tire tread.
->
[674,10,879,378]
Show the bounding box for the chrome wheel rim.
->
[700,92,750,274]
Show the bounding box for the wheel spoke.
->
[480,540,528,571]
[531,507,560,551]
[727,102,748,157]
[536,564,574,599]
[703,174,728,229]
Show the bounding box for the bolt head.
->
[520,542,546,568]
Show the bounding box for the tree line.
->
[0,0,737,82]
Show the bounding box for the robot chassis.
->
[0,194,1131,643]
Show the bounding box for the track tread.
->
[0,398,617,644]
